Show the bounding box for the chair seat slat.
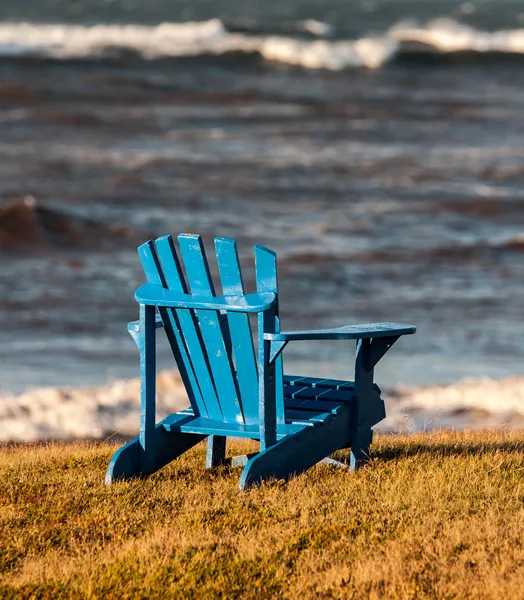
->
[161,414,309,439]
[284,374,380,393]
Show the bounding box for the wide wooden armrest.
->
[135,283,276,313]
[264,322,416,342]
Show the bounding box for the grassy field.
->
[1,429,523,599]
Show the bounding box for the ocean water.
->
[1,0,524,426]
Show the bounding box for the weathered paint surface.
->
[106,234,416,489]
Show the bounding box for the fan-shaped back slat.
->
[178,233,244,424]
[137,240,205,416]
[215,237,259,424]
[154,235,222,421]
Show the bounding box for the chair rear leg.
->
[349,427,374,468]
[106,423,206,484]
[206,435,227,468]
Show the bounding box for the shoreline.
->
[2,371,523,442]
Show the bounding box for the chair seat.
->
[284,374,384,427]
[161,411,339,440]
[160,375,383,442]
[284,375,381,395]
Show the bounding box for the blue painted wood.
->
[269,340,287,364]
[284,385,352,402]
[284,375,381,394]
[215,237,259,424]
[255,245,286,427]
[136,284,276,312]
[284,397,342,413]
[107,232,416,489]
[178,233,244,424]
[266,323,416,341]
[162,412,309,439]
[139,303,157,473]
[206,435,227,468]
[351,338,385,467]
[239,403,352,490]
[283,376,331,387]
[138,240,203,417]
[154,235,222,422]
[128,316,164,333]
[364,335,401,371]
[106,423,206,483]
[258,308,277,450]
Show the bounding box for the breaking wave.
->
[2,18,524,70]
[0,197,147,254]
[1,372,523,441]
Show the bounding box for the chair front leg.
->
[351,338,378,467]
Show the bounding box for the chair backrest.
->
[137,233,281,425]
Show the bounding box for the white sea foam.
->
[298,19,335,37]
[259,36,397,70]
[390,18,524,54]
[0,371,188,442]
[1,372,523,441]
[1,18,524,70]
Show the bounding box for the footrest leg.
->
[206,435,227,468]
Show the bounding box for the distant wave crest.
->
[2,18,524,70]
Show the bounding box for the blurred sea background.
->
[1,0,524,438]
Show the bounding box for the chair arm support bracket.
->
[127,315,164,347]
[362,335,400,372]
[269,340,288,364]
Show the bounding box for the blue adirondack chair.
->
[106,234,415,489]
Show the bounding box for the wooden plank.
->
[311,378,351,389]
[265,322,416,341]
[258,310,278,448]
[178,233,244,424]
[135,284,275,312]
[137,240,204,417]
[351,338,378,467]
[285,376,331,387]
[316,389,355,403]
[215,237,259,423]
[162,413,307,439]
[283,375,378,393]
[255,244,285,430]
[106,420,206,483]
[284,375,355,390]
[153,236,222,420]
[365,335,400,371]
[138,303,157,473]
[284,397,342,414]
[239,403,352,489]
[283,385,329,401]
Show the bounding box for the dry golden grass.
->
[0,429,523,599]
